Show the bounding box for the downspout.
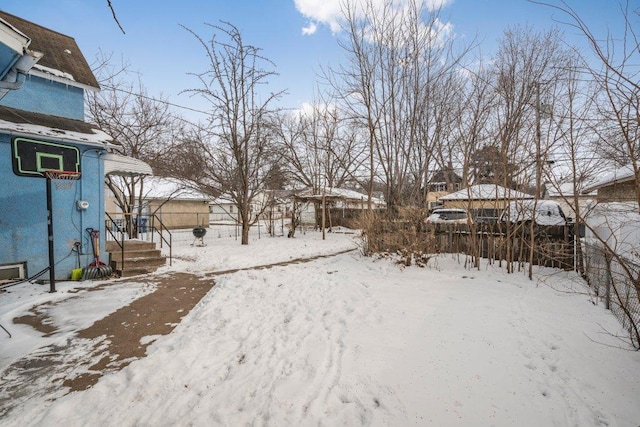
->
[0,71,25,90]
[0,51,43,99]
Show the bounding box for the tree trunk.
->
[241,223,250,245]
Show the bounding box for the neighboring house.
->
[209,190,291,224]
[581,165,637,203]
[209,195,237,223]
[0,12,148,281]
[106,176,210,230]
[438,184,534,222]
[426,167,464,210]
[581,165,640,258]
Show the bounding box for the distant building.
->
[209,195,238,223]
[438,184,533,222]
[581,165,640,259]
[426,167,464,210]
[294,187,386,228]
[582,165,637,203]
[106,177,210,230]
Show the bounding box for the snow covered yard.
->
[1,230,639,426]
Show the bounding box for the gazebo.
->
[291,188,385,236]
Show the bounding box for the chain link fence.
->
[582,242,640,348]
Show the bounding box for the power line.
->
[99,83,210,116]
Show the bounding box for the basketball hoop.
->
[44,170,81,190]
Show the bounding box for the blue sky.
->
[2,1,615,122]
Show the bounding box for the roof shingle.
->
[0,10,99,89]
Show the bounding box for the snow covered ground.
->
[1,228,639,426]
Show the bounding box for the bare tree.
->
[538,53,600,277]
[275,101,367,193]
[87,52,179,237]
[489,25,569,275]
[182,22,284,245]
[533,0,640,207]
[449,63,496,268]
[329,0,470,213]
[532,0,640,347]
[106,0,125,34]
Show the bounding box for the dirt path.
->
[0,249,356,418]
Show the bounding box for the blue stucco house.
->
[0,11,149,285]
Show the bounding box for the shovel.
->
[82,228,113,279]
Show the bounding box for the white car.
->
[425,208,470,224]
[500,200,568,226]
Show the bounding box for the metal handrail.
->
[150,214,172,266]
[104,212,172,269]
[104,211,125,274]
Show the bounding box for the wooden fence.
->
[367,222,575,270]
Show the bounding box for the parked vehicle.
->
[425,208,470,224]
[500,200,568,226]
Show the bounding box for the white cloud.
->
[425,0,453,11]
[302,21,318,35]
[293,0,455,34]
[294,0,343,33]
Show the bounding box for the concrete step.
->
[116,266,161,278]
[105,240,157,252]
[108,249,162,263]
[110,255,166,270]
[106,239,167,277]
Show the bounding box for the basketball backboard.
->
[11,137,81,177]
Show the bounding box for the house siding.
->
[151,200,209,229]
[0,134,106,279]
[209,203,236,223]
[597,182,637,203]
[0,75,85,120]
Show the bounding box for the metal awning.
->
[103,153,153,176]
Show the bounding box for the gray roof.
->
[582,165,636,194]
[0,105,112,146]
[0,10,99,89]
[439,184,533,201]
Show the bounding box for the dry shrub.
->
[355,208,436,265]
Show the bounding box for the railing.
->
[105,211,125,273]
[149,214,172,266]
[104,212,173,268]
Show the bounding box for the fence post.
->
[604,251,612,310]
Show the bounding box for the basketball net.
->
[44,170,81,190]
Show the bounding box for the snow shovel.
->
[82,228,112,279]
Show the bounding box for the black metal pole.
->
[46,176,56,293]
